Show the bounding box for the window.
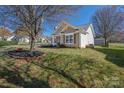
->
[54,36,60,43]
[65,35,73,44]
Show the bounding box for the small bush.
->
[40,44,56,48]
[58,44,66,48]
[0,41,18,47]
[86,44,94,48]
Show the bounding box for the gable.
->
[53,21,81,35]
[15,27,29,37]
[53,21,73,34]
[88,24,95,37]
[53,21,94,35]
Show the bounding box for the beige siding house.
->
[52,21,95,48]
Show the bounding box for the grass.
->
[0,43,124,87]
[95,44,124,67]
[0,41,17,47]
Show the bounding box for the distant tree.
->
[92,6,123,47]
[0,5,80,51]
[0,12,8,40]
[0,27,12,40]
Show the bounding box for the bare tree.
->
[0,5,80,51]
[92,6,123,47]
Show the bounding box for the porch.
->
[52,33,80,48]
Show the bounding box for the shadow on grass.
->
[94,47,124,67]
[32,62,86,88]
[0,66,50,88]
[0,50,86,88]
[0,50,50,88]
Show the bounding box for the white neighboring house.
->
[5,34,29,44]
[52,21,95,48]
[40,36,51,44]
[12,27,52,44]
[0,37,2,40]
[16,36,30,44]
[7,35,16,41]
[0,27,51,45]
[7,34,51,44]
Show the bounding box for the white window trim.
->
[65,33,74,44]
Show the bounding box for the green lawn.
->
[0,43,124,88]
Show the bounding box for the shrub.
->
[86,44,94,48]
[58,44,66,48]
[40,44,56,48]
[0,41,18,47]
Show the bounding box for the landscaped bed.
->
[7,49,43,58]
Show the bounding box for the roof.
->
[40,35,51,41]
[53,21,91,35]
[78,24,90,31]
[0,27,12,37]
[15,27,42,39]
[14,27,29,37]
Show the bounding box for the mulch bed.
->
[7,50,44,62]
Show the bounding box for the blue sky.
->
[0,6,102,36]
[44,5,102,36]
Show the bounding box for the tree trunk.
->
[30,37,35,52]
[104,37,109,47]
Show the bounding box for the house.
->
[14,27,30,44]
[0,27,13,41]
[40,36,51,44]
[52,21,95,48]
[0,26,51,45]
[10,27,51,44]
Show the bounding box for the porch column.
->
[60,32,64,44]
[73,33,74,45]
[60,35,63,44]
[52,35,55,45]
